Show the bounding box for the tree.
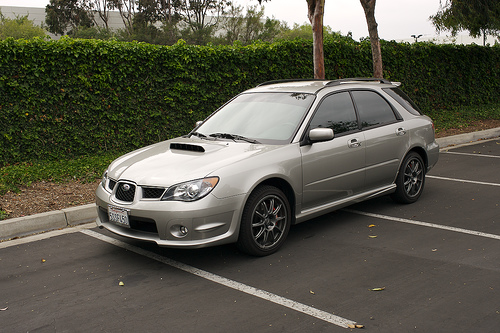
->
[257,0,326,79]
[219,3,245,43]
[86,0,112,29]
[360,0,383,78]
[430,0,500,46]
[241,5,269,42]
[0,11,47,39]
[134,0,179,26]
[109,0,136,36]
[217,4,284,44]
[177,0,231,44]
[45,0,93,35]
[278,23,355,43]
[306,0,325,79]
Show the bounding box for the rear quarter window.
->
[383,87,422,116]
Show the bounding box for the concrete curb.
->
[1,128,499,241]
[1,204,97,241]
[436,127,500,148]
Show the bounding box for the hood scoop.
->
[170,142,205,153]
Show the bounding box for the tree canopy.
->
[0,10,47,39]
[430,0,500,45]
[45,0,93,35]
[44,0,292,45]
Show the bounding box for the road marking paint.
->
[441,151,500,159]
[0,222,95,249]
[344,209,500,241]
[427,175,500,187]
[80,229,357,329]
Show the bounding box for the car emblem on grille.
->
[122,184,131,191]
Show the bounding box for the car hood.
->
[107,137,282,187]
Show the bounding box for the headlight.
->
[101,171,108,188]
[162,177,219,202]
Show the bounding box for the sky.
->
[0,0,444,41]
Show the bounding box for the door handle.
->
[396,127,407,136]
[348,138,362,148]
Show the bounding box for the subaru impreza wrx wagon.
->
[95,78,439,256]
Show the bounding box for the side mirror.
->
[195,121,203,128]
[309,128,334,143]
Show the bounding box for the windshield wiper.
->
[190,131,211,140]
[209,133,260,144]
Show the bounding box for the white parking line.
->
[0,222,95,249]
[439,137,500,151]
[442,151,500,159]
[80,229,358,329]
[427,175,500,187]
[344,209,500,241]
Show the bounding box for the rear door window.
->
[351,90,399,129]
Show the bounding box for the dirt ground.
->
[0,180,100,219]
[1,119,499,220]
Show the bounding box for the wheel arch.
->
[408,146,429,170]
[255,177,297,223]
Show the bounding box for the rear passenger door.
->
[300,92,365,211]
[351,90,409,190]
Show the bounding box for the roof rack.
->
[325,77,393,86]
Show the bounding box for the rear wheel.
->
[237,185,291,256]
[391,152,425,204]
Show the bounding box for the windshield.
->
[194,92,315,145]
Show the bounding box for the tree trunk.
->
[360,0,383,78]
[307,0,325,79]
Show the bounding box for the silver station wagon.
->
[96,78,439,256]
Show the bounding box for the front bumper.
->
[95,184,245,248]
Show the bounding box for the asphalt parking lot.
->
[1,138,499,332]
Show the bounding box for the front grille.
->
[115,182,136,202]
[142,187,165,199]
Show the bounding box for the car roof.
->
[246,78,401,94]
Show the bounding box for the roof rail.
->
[257,78,319,87]
[325,77,393,86]
[256,77,399,88]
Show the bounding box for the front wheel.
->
[237,185,291,256]
[391,152,426,204]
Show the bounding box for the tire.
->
[391,152,426,204]
[237,185,291,256]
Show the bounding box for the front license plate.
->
[108,205,130,228]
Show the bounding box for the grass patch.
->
[427,103,500,135]
[0,152,123,195]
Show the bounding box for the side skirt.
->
[294,184,396,224]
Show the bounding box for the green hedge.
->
[0,37,499,165]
